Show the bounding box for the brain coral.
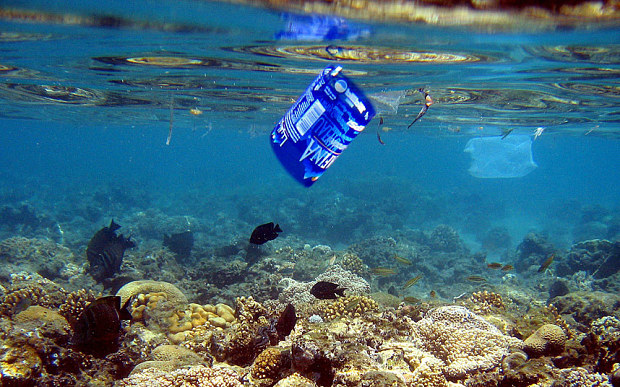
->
[117,365,241,387]
[414,306,523,378]
[523,323,567,357]
[116,280,188,306]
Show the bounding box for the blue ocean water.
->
[1,0,618,251]
[1,1,620,385]
[0,2,617,251]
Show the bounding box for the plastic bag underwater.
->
[270,66,376,187]
[464,135,537,178]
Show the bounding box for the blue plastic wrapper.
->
[271,66,376,187]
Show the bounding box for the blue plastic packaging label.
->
[271,66,375,187]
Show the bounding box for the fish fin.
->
[119,297,133,321]
[109,220,121,232]
[274,224,282,232]
[335,287,347,297]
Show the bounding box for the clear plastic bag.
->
[464,135,537,178]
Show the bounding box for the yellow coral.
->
[117,365,241,386]
[58,288,99,325]
[250,347,287,382]
[340,252,367,276]
[273,373,317,386]
[468,290,505,314]
[116,280,188,306]
[415,306,523,378]
[318,295,379,321]
[165,302,236,343]
[0,344,42,384]
[14,306,70,336]
[523,323,567,357]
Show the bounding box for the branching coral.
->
[58,288,100,326]
[116,365,242,387]
[468,290,505,314]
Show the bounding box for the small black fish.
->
[86,220,135,282]
[71,295,132,357]
[249,222,282,245]
[275,303,297,341]
[310,281,346,299]
[163,230,194,259]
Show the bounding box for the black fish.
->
[86,220,135,282]
[275,303,297,341]
[249,222,282,245]
[163,230,194,259]
[71,295,132,357]
[310,281,346,299]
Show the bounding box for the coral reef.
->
[428,225,464,253]
[250,347,291,386]
[116,364,242,386]
[557,239,620,279]
[414,306,523,378]
[551,291,620,326]
[1,189,619,386]
[515,232,555,271]
[274,373,317,387]
[339,252,369,277]
[467,290,505,314]
[523,323,567,357]
[316,295,379,321]
[279,265,370,307]
[116,280,188,306]
[559,367,613,386]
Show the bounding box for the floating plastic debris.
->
[464,135,538,178]
[270,65,375,187]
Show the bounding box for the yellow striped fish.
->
[402,275,423,289]
[393,254,412,265]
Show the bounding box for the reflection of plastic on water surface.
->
[464,135,537,178]
[275,13,371,41]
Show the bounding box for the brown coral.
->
[468,290,505,314]
[340,252,368,277]
[414,306,523,378]
[273,373,317,387]
[523,323,567,357]
[250,347,290,385]
[116,365,242,387]
[0,286,53,316]
[58,288,100,326]
[116,280,188,306]
[317,295,379,321]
